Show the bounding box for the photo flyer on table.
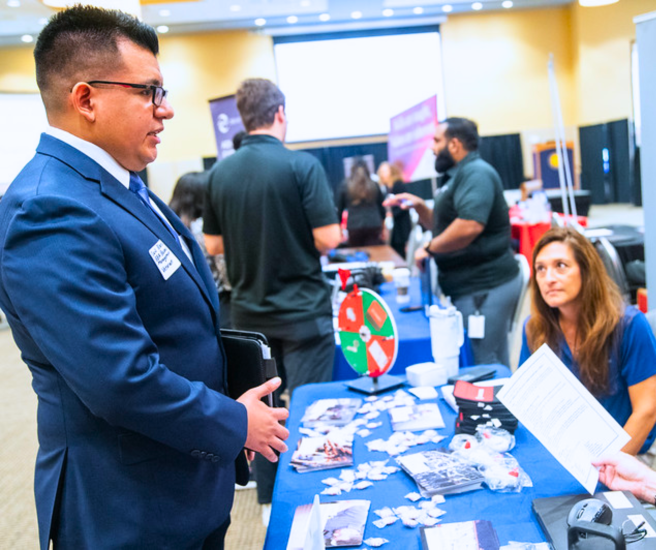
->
[287,498,371,549]
[396,449,484,498]
[290,431,354,473]
[301,398,363,428]
[420,520,500,550]
[388,403,445,432]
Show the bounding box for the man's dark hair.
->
[443,117,479,152]
[236,79,285,132]
[34,5,159,112]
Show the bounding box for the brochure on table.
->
[496,344,630,494]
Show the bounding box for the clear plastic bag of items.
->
[475,425,515,452]
[477,453,530,493]
[448,428,531,493]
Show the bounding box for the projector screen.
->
[274,29,446,143]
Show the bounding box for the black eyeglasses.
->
[86,80,168,107]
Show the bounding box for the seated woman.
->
[520,227,656,456]
[378,161,411,259]
[337,160,385,247]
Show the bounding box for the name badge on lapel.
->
[149,240,181,280]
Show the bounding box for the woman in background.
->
[378,161,411,259]
[520,227,656,457]
[337,160,385,247]
[169,171,232,328]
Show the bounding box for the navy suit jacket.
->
[0,134,248,549]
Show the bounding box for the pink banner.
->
[387,96,438,183]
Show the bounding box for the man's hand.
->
[383,192,422,210]
[415,245,429,271]
[384,192,433,228]
[592,452,656,501]
[237,377,289,462]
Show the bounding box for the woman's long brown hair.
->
[347,163,377,204]
[526,227,624,396]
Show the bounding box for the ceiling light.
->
[40,0,142,16]
[383,8,394,16]
[413,7,424,14]
[351,10,362,19]
[38,17,48,25]
[7,0,20,6]
[254,18,266,26]
[578,0,618,5]
[287,15,298,23]
[472,2,483,9]
[159,9,170,16]
[442,4,453,12]
[21,34,33,43]
[156,25,169,33]
[502,0,513,6]
[319,13,330,21]
[229,4,241,11]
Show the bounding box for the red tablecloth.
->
[511,221,551,269]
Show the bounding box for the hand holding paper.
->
[496,344,630,494]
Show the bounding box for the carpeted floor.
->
[0,324,266,549]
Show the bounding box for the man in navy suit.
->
[0,6,288,549]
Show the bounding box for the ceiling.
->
[0,0,572,48]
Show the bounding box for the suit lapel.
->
[149,193,220,311]
[36,134,219,318]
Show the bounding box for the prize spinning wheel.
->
[337,269,402,394]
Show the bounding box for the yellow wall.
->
[0,1,651,166]
[0,45,38,92]
[441,7,575,135]
[572,0,654,126]
[157,30,276,162]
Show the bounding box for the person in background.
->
[337,159,386,247]
[232,130,247,152]
[169,172,232,328]
[0,7,287,549]
[378,161,411,259]
[385,117,522,366]
[203,78,341,519]
[521,227,656,457]
[593,452,656,503]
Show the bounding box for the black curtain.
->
[478,133,524,191]
[579,118,637,205]
[634,146,642,207]
[204,132,525,201]
[299,143,388,195]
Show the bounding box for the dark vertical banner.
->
[208,94,245,161]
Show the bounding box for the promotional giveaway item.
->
[452,380,518,435]
[337,269,402,394]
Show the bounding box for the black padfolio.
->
[221,329,278,406]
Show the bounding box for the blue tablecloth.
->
[332,279,474,381]
[264,367,583,549]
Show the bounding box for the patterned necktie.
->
[129,172,180,245]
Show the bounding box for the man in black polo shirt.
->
[203,78,341,511]
[385,117,521,367]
